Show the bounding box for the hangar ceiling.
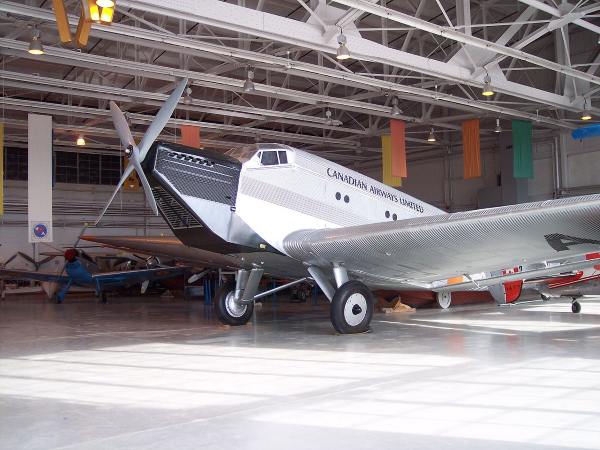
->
[1,0,599,167]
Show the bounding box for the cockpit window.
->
[261,151,279,166]
[278,151,288,164]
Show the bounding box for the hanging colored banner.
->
[390,119,407,178]
[462,118,481,179]
[512,119,534,178]
[381,136,402,187]
[181,125,200,149]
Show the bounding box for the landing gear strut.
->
[214,268,263,326]
[214,281,254,326]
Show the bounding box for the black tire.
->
[572,300,581,314]
[300,289,307,302]
[214,281,254,326]
[330,280,374,334]
[101,292,108,304]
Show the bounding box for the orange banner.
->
[390,119,407,178]
[381,136,402,187]
[462,118,481,179]
[181,125,200,149]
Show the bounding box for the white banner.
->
[28,114,53,243]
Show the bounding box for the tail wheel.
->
[214,281,254,326]
[330,280,374,334]
[572,300,581,314]
[436,291,451,309]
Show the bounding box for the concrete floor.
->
[2,295,600,450]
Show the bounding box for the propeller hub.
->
[64,249,77,262]
[125,145,134,159]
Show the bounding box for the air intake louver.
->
[152,187,202,230]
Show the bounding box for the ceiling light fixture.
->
[183,87,193,105]
[76,135,86,146]
[581,99,592,121]
[243,69,255,92]
[482,69,494,96]
[427,128,436,142]
[100,5,115,23]
[28,28,43,55]
[390,96,402,116]
[285,50,292,70]
[96,0,115,7]
[336,28,351,60]
[494,118,502,133]
[325,109,333,126]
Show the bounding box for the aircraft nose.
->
[64,249,77,262]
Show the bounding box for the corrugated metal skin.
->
[155,148,239,206]
[152,187,202,230]
[282,195,600,288]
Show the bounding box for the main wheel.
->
[436,291,451,309]
[572,300,581,314]
[330,280,374,334]
[214,281,254,326]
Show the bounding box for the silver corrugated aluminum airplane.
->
[92,78,600,334]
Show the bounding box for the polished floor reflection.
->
[2,295,600,449]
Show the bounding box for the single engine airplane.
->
[91,77,600,334]
[0,247,192,303]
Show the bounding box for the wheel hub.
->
[225,291,247,318]
[344,293,367,326]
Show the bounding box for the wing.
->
[0,269,70,284]
[93,266,192,288]
[282,195,600,289]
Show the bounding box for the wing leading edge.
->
[282,194,600,289]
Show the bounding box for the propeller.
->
[57,223,90,280]
[95,77,189,225]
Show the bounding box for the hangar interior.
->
[2,1,600,449]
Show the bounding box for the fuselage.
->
[143,141,444,261]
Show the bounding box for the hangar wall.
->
[360,131,600,211]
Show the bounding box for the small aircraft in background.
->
[0,228,192,303]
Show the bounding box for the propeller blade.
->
[109,101,135,149]
[137,77,189,161]
[95,163,135,225]
[72,223,88,250]
[131,147,158,216]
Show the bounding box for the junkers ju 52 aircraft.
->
[92,78,600,334]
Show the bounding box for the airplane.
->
[90,77,600,334]
[0,246,193,304]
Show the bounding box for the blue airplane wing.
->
[0,269,71,284]
[93,266,192,288]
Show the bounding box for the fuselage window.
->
[261,151,279,166]
[278,151,288,164]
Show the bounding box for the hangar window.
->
[3,147,28,181]
[54,152,121,185]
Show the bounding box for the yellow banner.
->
[381,136,402,187]
[0,123,3,215]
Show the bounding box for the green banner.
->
[512,119,534,178]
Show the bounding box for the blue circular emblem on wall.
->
[33,224,48,238]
